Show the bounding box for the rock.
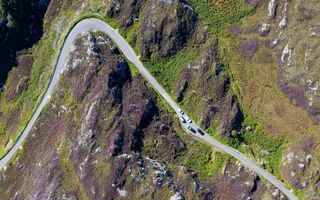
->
[268,0,277,18]
[170,192,185,200]
[243,0,261,7]
[280,43,292,64]
[217,95,244,138]
[229,24,243,37]
[107,0,144,29]
[259,23,271,36]
[176,80,188,102]
[306,154,312,164]
[301,181,307,188]
[261,151,270,157]
[278,16,287,29]
[309,25,320,37]
[116,187,127,197]
[153,170,165,186]
[175,45,233,131]
[200,104,218,129]
[281,138,319,191]
[139,0,197,58]
[298,163,305,171]
[245,126,252,131]
[212,161,260,199]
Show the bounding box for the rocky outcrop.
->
[273,0,320,123]
[213,161,262,200]
[217,95,243,137]
[175,45,243,137]
[106,0,145,29]
[0,30,271,199]
[281,138,320,199]
[139,0,197,58]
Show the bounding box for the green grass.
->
[188,1,286,179]
[191,0,255,32]
[0,30,57,155]
[185,142,226,176]
[119,21,140,52]
[144,49,199,93]
[240,117,286,178]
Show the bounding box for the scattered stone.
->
[281,44,292,64]
[261,151,270,157]
[153,170,165,186]
[279,17,287,29]
[306,154,312,164]
[117,187,127,197]
[170,192,185,200]
[245,126,252,131]
[259,23,271,36]
[298,163,305,171]
[301,181,307,188]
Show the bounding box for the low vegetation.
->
[58,139,90,200]
[191,0,254,32]
[241,118,286,177]
[144,49,199,93]
[0,0,290,187]
[185,143,226,177]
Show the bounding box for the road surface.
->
[0,18,298,200]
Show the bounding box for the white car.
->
[185,116,192,123]
[179,115,186,123]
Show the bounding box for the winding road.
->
[0,18,298,200]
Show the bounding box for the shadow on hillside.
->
[0,0,51,88]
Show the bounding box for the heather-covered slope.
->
[0,32,272,200]
[0,0,319,199]
[218,0,320,198]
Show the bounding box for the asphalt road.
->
[0,18,298,200]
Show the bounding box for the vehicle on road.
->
[179,115,186,123]
[197,128,205,136]
[178,109,184,115]
[188,126,196,134]
[185,116,192,123]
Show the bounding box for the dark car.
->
[188,126,196,134]
[197,128,205,136]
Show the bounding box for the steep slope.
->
[0,0,318,199]
[0,32,272,200]
[218,0,320,198]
